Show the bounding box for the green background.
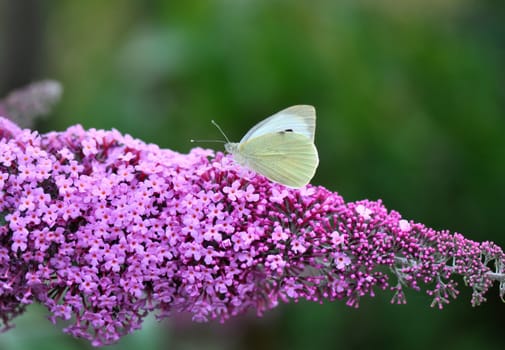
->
[1,1,505,349]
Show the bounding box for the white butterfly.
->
[222,105,319,188]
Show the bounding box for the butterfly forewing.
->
[240,105,316,143]
[238,132,319,188]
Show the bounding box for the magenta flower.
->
[0,116,504,346]
[0,80,63,128]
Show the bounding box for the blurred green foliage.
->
[1,0,505,349]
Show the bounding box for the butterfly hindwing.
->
[238,131,319,188]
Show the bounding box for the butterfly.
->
[221,105,319,188]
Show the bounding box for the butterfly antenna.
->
[190,139,226,144]
[211,120,231,143]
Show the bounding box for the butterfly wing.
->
[240,105,316,143]
[238,131,319,188]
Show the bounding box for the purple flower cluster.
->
[0,116,503,346]
[0,80,63,128]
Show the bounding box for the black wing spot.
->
[278,129,294,135]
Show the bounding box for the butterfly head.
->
[208,120,240,158]
[225,142,248,166]
[224,142,237,154]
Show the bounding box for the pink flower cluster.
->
[0,116,503,346]
[0,80,62,128]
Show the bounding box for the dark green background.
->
[1,1,504,349]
